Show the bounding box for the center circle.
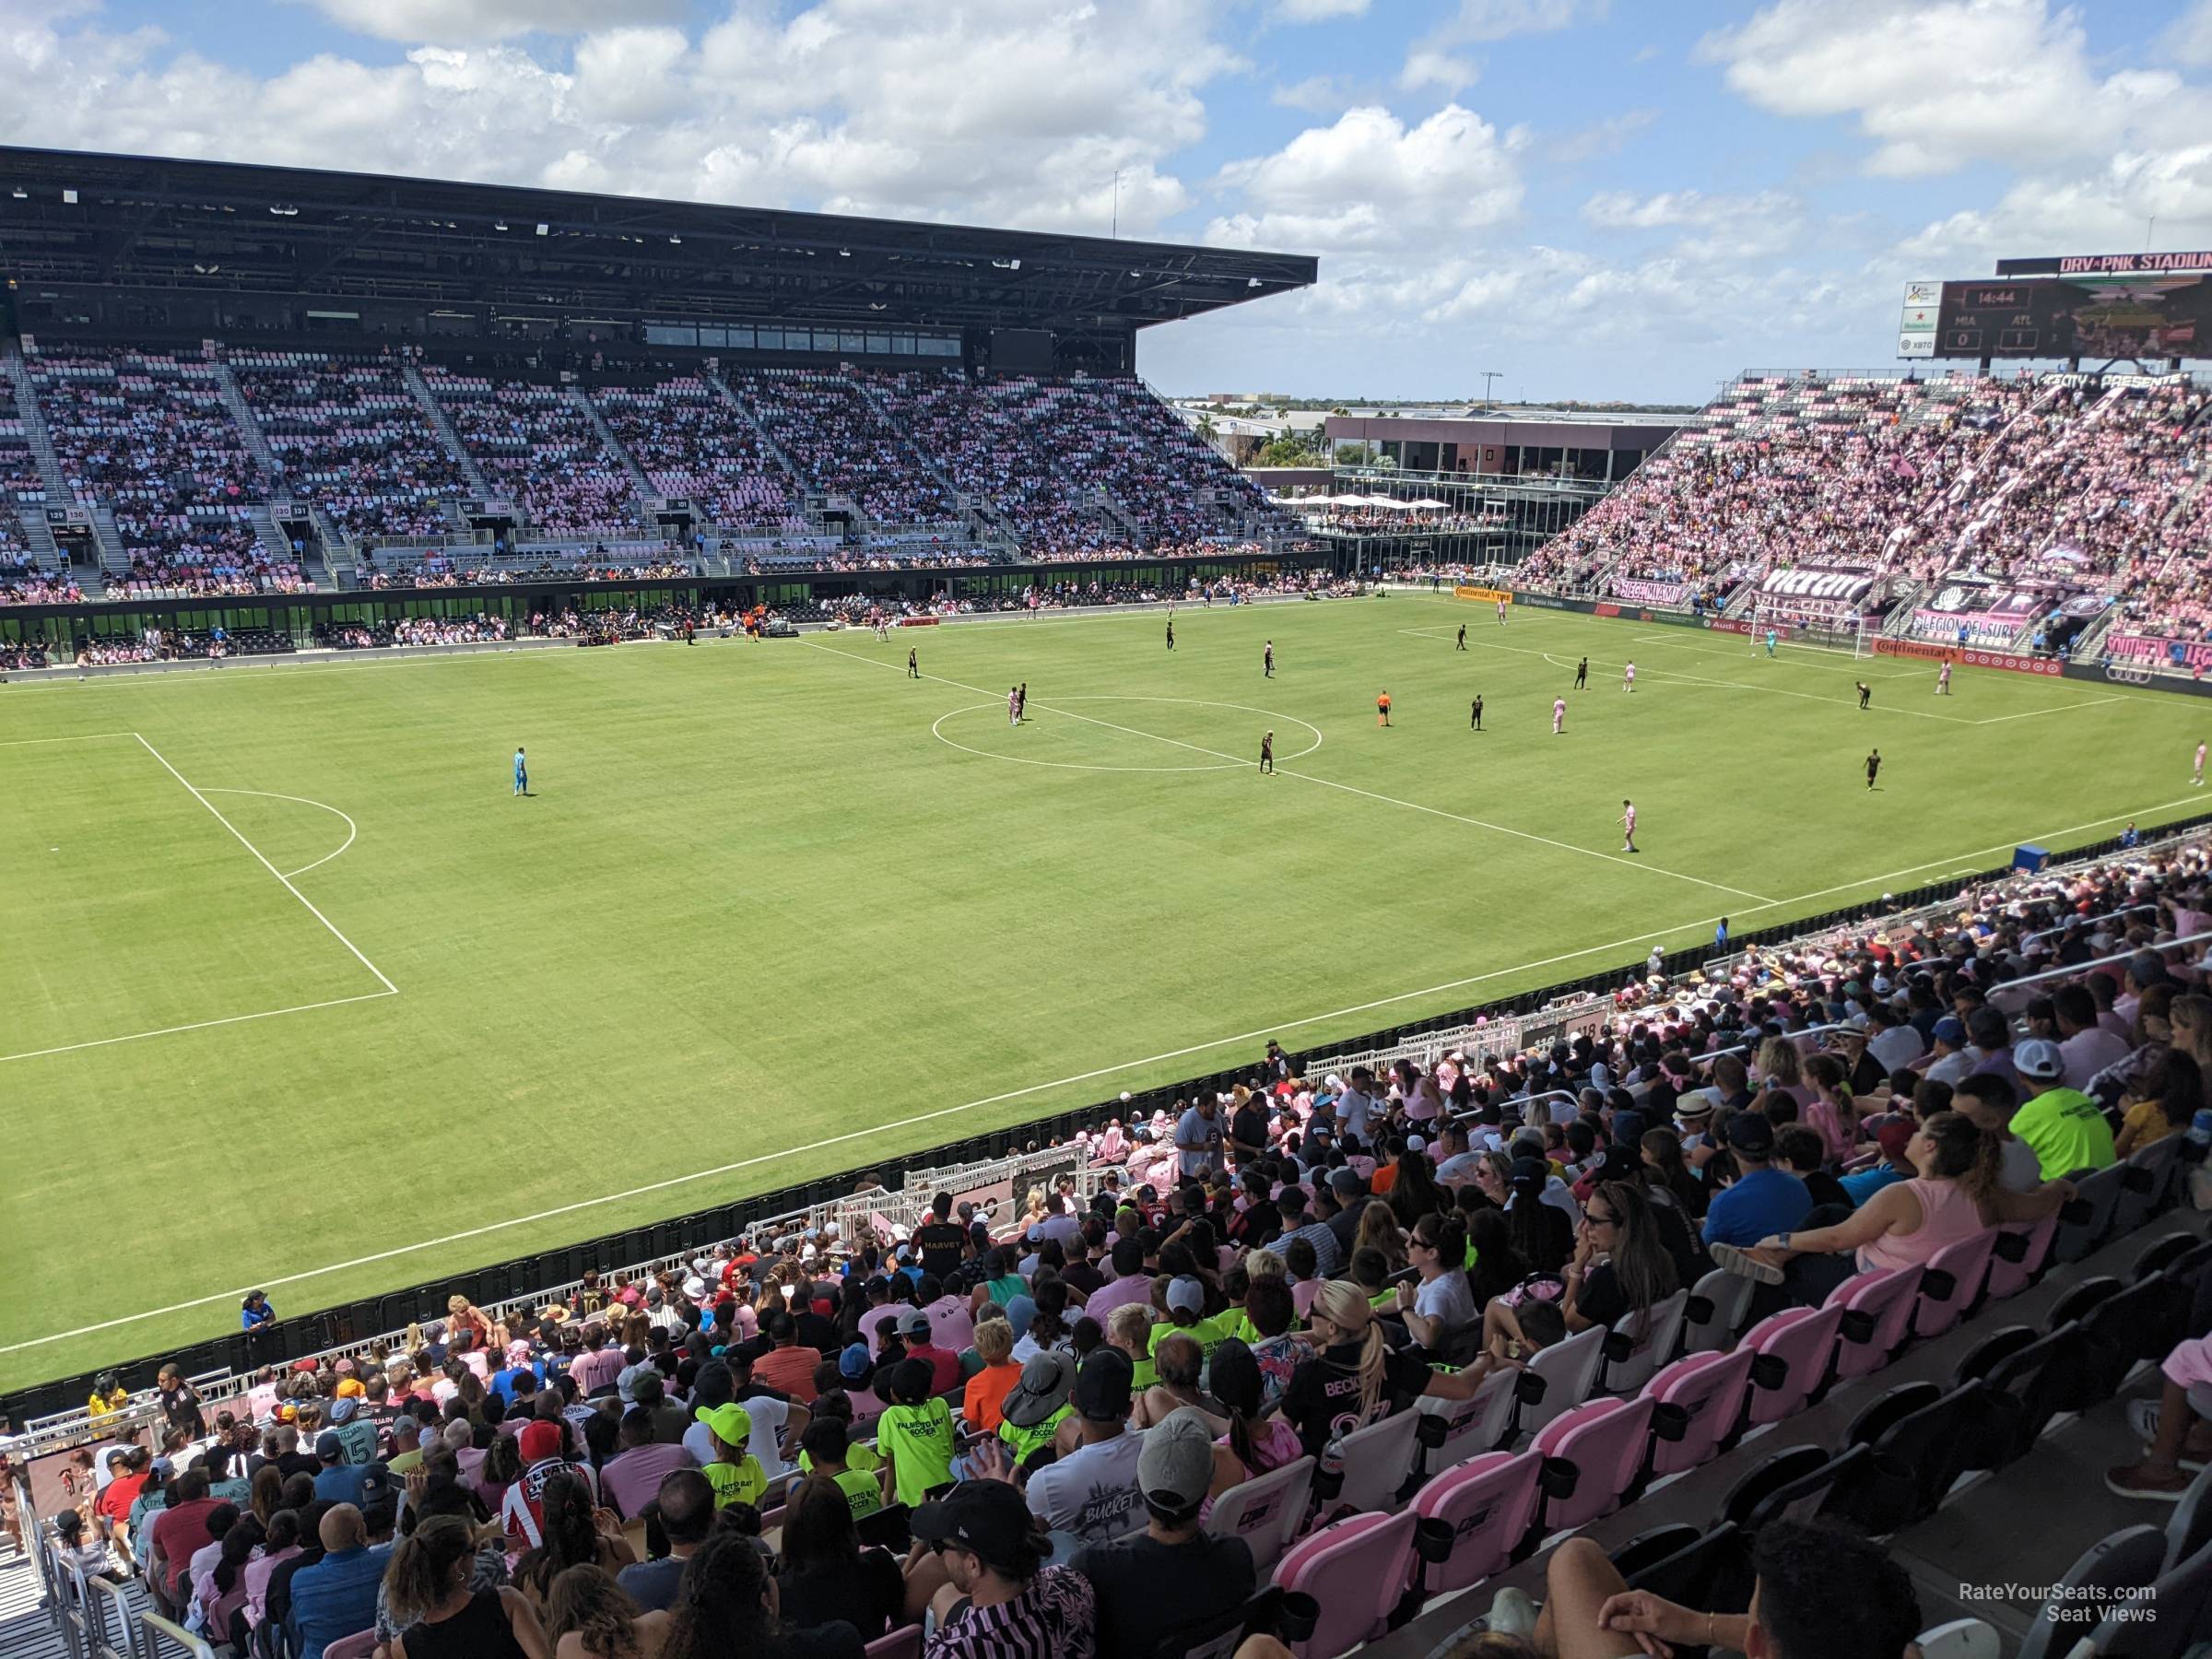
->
[932,695,1325,773]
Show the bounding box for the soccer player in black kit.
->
[1166,618,1175,650]
[1856,680,1871,709]
[1264,641,1275,677]
[1574,656,1588,689]
[1471,694,1484,731]
[1865,748,1881,790]
[1260,730,1275,774]
[1456,623,1467,651]
[907,647,919,678]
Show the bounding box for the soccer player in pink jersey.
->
[1552,696,1566,735]
[1620,799,1638,853]
[2195,741,2206,787]
[1937,659,1953,696]
[1623,660,1636,692]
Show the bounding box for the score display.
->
[1916,273,2210,359]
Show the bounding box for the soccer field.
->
[0,595,2196,1389]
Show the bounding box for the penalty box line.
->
[801,638,1775,906]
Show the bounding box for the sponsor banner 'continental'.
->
[1454,585,1512,604]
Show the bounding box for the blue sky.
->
[5,0,2210,402]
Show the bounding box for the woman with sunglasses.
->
[1561,1183,1678,1338]
[1280,1280,1487,1463]
[1393,1213,1475,1355]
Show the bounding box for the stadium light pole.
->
[1481,370,1500,410]
[1112,169,1123,239]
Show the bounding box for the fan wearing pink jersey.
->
[1620,799,1638,853]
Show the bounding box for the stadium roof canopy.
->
[0,147,1317,352]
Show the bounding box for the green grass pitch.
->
[0,594,2199,1388]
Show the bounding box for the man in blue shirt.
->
[287,1504,387,1659]
[310,1434,371,1508]
[1701,1112,1812,1246]
[512,746,529,796]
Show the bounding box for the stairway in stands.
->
[401,365,493,500]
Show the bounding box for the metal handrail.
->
[1990,930,2212,1018]
[2018,902,2161,951]
[135,1609,217,1659]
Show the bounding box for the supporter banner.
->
[2039,371,2192,389]
[1923,580,2055,621]
[2111,633,2212,672]
[1759,566,1876,604]
[896,616,940,627]
[1454,584,1512,604]
[1610,577,1688,606]
[1874,638,2063,676]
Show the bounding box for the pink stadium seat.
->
[1642,1348,1756,1477]
[1411,1451,1543,1594]
[1914,1229,2000,1339]
[1828,1265,1924,1380]
[323,1633,378,1659]
[1206,1455,1316,1576]
[1743,1304,1845,1425]
[864,1624,923,1659]
[1986,1215,2060,1301]
[1530,1394,1656,1532]
[1272,1509,1419,1659]
[1416,1368,1519,1478]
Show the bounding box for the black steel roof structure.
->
[0,146,1315,356]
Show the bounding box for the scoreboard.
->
[1899,269,2211,360]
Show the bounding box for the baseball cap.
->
[357,1463,394,1504]
[692,1403,753,1451]
[839,1343,873,1382]
[1328,1169,1364,1196]
[900,1310,933,1338]
[1932,1016,1968,1046]
[1165,1276,1206,1316]
[1138,1407,1217,1518]
[2014,1038,2065,1081]
[1724,1112,1776,1157]
[999,1352,1077,1430]
[911,1479,1034,1572]
[1073,1348,1135,1423]
[1876,1122,1915,1159]
[519,1419,565,1463]
[315,1431,343,1463]
[328,1397,359,1425]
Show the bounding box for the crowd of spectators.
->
[421,370,644,535]
[590,378,797,527]
[735,371,959,526]
[26,349,305,594]
[1,419,49,505]
[1518,371,2210,646]
[229,350,467,539]
[0,547,83,606]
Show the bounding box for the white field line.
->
[805,638,1775,904]
[10,781,2202,1353]
[199,787,359,878]
[1971,695,2129,725]
[133,734,396,994]
[0,732,138,746]
[0,989,398,1066]
[1626,629,1921,678]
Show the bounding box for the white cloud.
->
[2168,1,2212,69]
[1210,103,1525,252]
[1399,49,1477,93]
[1898,145,2212,268]
[1272,74,1363,112]
[308,0,678,47]
[1700,0,2198,178]
[0,0,1238,238]
[1276,0,1371,18]
[1582,187,1796,231]
[1418,0,1605,44]
[1549,108,1654,164]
